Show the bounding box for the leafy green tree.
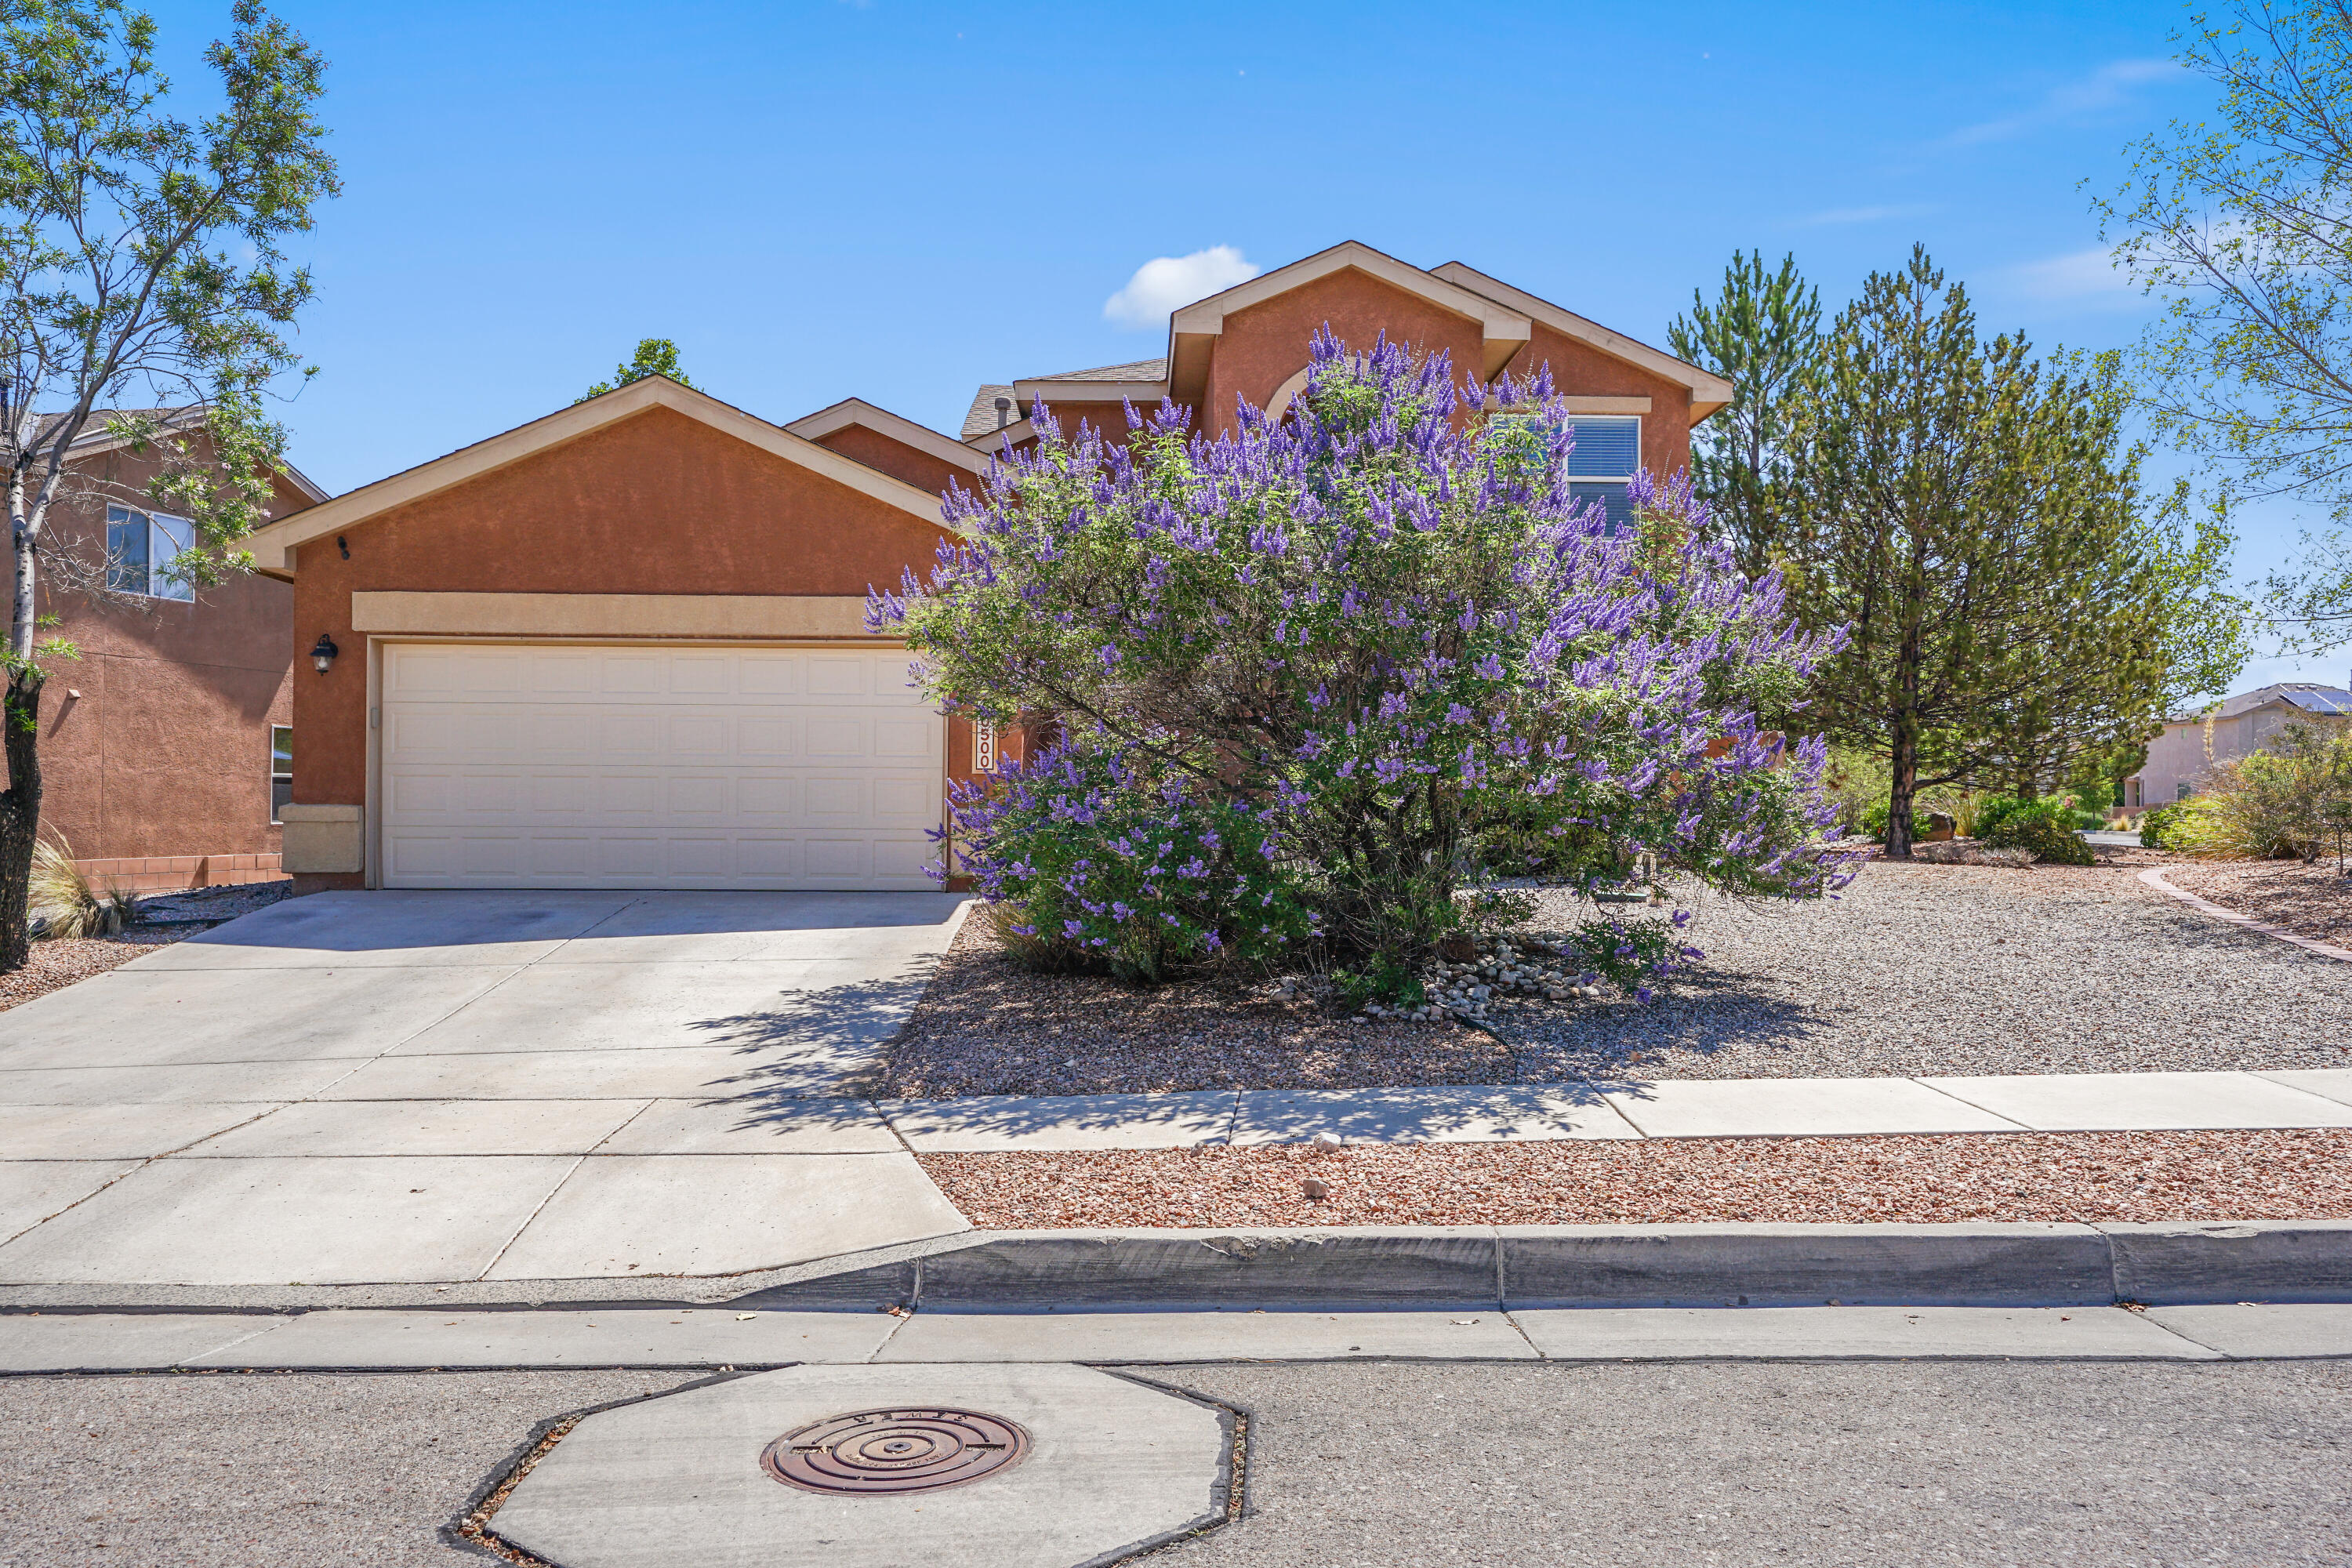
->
[1780,247,2245,858]
[2095,1,2352,652]
[579,338,691,402]
[0,0,336,970]
[1668,249,1821,579]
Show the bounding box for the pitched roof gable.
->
[239,376,946,578]
[785,397,988,477]
[1429,261,1734,419]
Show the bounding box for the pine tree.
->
[1668,250,1820,579]
[1780,247,2230,857]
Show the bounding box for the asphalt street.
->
[1,1359,2345,1567]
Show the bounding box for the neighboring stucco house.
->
[239,241,1731,895]
[2124,681,2352,811]
[10,416,328,892]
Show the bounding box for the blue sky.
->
[142,0,2344,691]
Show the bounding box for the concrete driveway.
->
[0,891,972,1288]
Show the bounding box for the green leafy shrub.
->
[2180,720,2352,859]
[1562,909,1705,1001]
[2139,802,2190,849]
[1982,801,2096,864]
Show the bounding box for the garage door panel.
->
[740,655,801,696]
[381,645,942,890]
[739,715,797,757]
[875,716,936,759]
[528,651,596,692]
[602,714,662,754]
[806,656,868,696]
[873,776,937,821]
[737,776,797,817]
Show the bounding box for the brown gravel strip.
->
[0,933,187,1013]
[919,1128,2352,1229]
[2166,858,2352,949]
[883,917,1511,1097]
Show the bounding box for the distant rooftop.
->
[2175,682,2352,723]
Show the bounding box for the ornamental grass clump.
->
[873,329,1859,993]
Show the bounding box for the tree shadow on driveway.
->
[688,972,933,1120]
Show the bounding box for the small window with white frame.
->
[1481,412,1642,530]
[107,505,195,601]
[270,725,293,823]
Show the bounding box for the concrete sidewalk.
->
[3,1301,2348,1371]
[877,1067,2352,1150]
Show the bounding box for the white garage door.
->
[379,643,942,890]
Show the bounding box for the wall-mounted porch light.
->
[310,633,339,674]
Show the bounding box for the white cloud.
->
[1102,246,1261,329]
[1793,202,1939,227]
[2005,244,2140,303]
[1943,57,2183,148]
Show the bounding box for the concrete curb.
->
[733,1219,2352,1312]
[9,1221,2350,1314]
[2139,866,2352,963]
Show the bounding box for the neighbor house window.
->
[1483,412,1642,530]
[107,506,194,601]
[270,726,293,822]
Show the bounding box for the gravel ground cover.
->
[0,933,181,1014]
[883,920,1511,1097]
[1486,854,2352,1081]
[919,1127,2352,1229]
[0,882,288,1016]
[2165,857,2352,948]
[890,851,2352,1094]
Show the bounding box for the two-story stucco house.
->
[2124,681,2352,811]
[13,417,327,892]
[234,241,1731,895]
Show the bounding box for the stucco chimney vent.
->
[994,395,1012,430]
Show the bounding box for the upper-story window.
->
[1563,416,1641,530]
[1483,412,1642,530]
[106,505,194,601]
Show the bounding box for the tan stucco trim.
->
[349,592,877,639]
[278,803,363,875]
[1011,379,1171,407]
[1428,261,1736,420]
[1265,365,1313,423]
[965,417,1033,454]
[784,397,989,477]
[1168,241,1534,387]
[1558,396,1653,415]
[239,378,947,576]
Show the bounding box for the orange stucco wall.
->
[1203,270,1488,441]
[13,450,307,866]
[289,405,965,880]
[1511,322,1693,480]
[812,423,975,499]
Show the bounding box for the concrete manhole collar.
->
[761,1406,1032,1496]
[485,1363,1233,1568]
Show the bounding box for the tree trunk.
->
[1886,715,1918,860]
[0,666,42,972]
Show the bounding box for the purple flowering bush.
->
[873,329,1854,988]
[949,743,1316,982]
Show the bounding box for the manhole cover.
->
[760,1406,1033,1496]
